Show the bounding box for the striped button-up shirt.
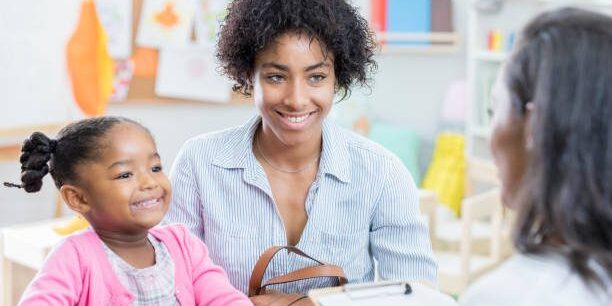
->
[164,116,437,294]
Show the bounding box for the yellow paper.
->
[422,133,466,216]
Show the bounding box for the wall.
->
[0,0,468,227]
[110,0,469,177]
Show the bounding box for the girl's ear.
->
[59,184,91,214]
[525,102,535,150]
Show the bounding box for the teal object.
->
[369,123,421,184]
[388,0,431,46]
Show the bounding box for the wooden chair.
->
[419,158,514,295]
[434,158,501,252]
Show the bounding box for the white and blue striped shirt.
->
[164,116,437,294]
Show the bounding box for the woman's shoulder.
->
[175,122,252,165]
[460,253,612,306]
[181,125,244,153]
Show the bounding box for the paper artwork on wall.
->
[155,44,232,103]
[95,0,133,58]
[66,0,115,116]
[109,59,134,102]
[136,0,196,48]
[194,0,229,47]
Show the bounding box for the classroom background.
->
[1,0,610,304]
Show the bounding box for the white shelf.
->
[380,44,460,55]
[469,125,491,138]
[376,32,461,55]
[473,51,508,63]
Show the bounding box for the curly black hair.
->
[4,116,150,193]
[216,0,378,99]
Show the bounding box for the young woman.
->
[460,7,612,305]
[165,0,437,294]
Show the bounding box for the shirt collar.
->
[212,115,351,183]
[319,119,351,183]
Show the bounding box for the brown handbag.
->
[248,246,348,306]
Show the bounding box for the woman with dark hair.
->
[460,7,612,305]
[164,0,437,295]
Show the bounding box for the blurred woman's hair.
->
[506,7,612,286]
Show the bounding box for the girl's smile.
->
[129,195,165,212]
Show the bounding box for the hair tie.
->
[3,182,23,189]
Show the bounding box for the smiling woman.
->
[164,0,437,297]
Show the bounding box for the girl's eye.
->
[115,172,132,180]
[152,165,163,173]
[310,74,326,83]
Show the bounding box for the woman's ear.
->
[525,102,535,150]
[59,184,91,215]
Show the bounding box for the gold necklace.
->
[255,135,320,174]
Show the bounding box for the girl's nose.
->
[139,172,159,190]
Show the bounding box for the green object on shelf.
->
[369,123,421,184]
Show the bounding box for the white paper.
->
[155,44,232,103]
[95,0,133,58]
[194,0,229,47]
[136,0,197,48]
[0,0,82,135]
[316,283,457,306]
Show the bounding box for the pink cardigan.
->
[18,224,252,306]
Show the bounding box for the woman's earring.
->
[525,102,535,150]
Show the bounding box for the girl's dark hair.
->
[506,7,612,286]
[4,116,148,192]
[216,0,377,100]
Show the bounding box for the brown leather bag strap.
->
[248,246,335,297]
[249,246,284,296]
[263,294,309,306]
[261,264,348,290]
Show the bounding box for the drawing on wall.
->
[136,0,196,48]
[95,0,133,58]
[0,0,83,130]
[110,60,135,102]
[155,44,232,103]
[194,0,229,46]
[66,0,115,116]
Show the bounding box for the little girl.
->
[5,116,252,306]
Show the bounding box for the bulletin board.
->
[122,0,251,105]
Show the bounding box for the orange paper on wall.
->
[66,0,114,116]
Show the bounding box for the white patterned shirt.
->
[164,115,437,294]
[102,234,179,306]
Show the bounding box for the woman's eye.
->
[115,172,132,180]
[310,74,326,83]
[152,165,163,172]
[267,74,284,82]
